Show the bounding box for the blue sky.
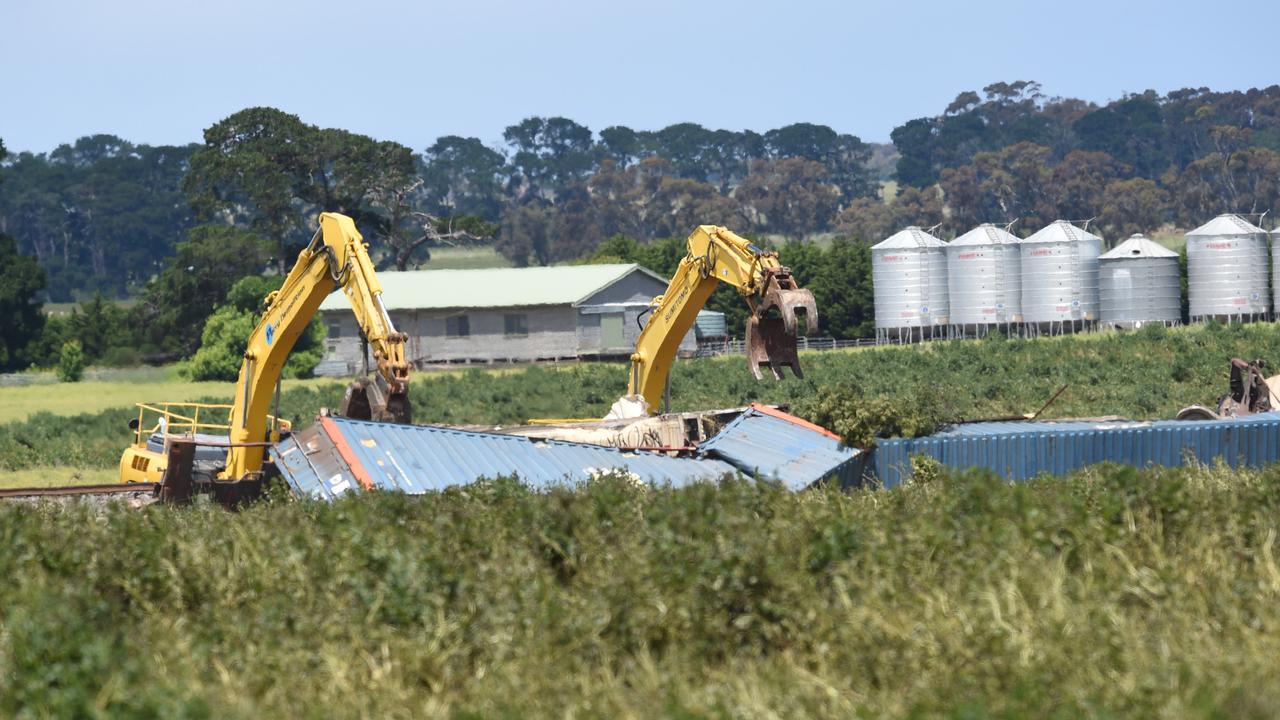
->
[3,0,1277,154]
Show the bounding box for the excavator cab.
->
[746,267,818,380]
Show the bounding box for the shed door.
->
[601,312,625,349]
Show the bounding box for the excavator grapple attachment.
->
[340,377,412,424]
[746,268,818,380]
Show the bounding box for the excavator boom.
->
[610,225,816,418]
[223,212,411,479]
[119,212,411,485]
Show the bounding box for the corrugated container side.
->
[273,417,740,499]
[697,405,865,490]
[873,413,1280,487]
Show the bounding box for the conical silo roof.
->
[1099,234,1178,259]
[1022,220,1101,244]
[950,223,1020,247]
[872,226,946,249]
[1186,214,1266,236]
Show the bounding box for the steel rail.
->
[0,483,159,499]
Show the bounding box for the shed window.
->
[327,320,341,339]
[504,314,528,337]
[446,315,470,337]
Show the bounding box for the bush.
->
[99,345,142,367]
[185,276,325,382]
[56,340,84,382]
[184,306,255,381]
[794,384,949,448]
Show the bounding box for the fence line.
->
[694,336,877,358]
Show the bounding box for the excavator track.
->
[0,483,159,500]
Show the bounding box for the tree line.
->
[5,83,1280,298]
[0,111,877,302]
[880,81,1280,240]
[5,81,1280,373]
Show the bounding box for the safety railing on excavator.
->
[129,402,291,447]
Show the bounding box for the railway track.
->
[0,482,159,500]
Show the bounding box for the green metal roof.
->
[318,263,667,312]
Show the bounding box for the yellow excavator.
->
[119,212,411,487]
[605,225,818,419]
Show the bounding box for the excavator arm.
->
[610,225,817,418]
[222,212,410,479]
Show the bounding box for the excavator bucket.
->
[340,377,413,424]
[746,269,818,380]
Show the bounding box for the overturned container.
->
[946,223,1022,336]
[872,226,949,343]
[1099,234,1181,329]
[1187,214,1269,323]
[1020,220,1101,335]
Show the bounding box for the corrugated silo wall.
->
[1020,239,1100,325]
[1189,233,1268,320]
[873,247,949,333]
[947,243,1021,326]
[1100,257,1181,326]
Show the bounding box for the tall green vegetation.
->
[8,84,1280,303]
[131,224,274,356]
[4,464,1280,717]
[4,322,1276,475]
[10,85,1280,374]
[37,295,138,368]
[892,83,1280,234]
[0,135,195,300]
[186,276,324,381]
[184,107,422,270]
[55,340,84,383]
[0,231,46,371]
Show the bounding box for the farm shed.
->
[872,412,1280,487]
[314,264,702,373]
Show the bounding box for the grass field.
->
[1,467,116,488]
[419,245,512,270]
[42,298,137,316]
[3,463,1280,717]
[0,366,339,425]
[1151,230,1186,251]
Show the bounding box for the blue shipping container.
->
[874,411,1280,487]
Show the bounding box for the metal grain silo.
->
[1271,226,1280,317]
[1099,234,1181,328]
[1186,214,1268,322]
[872,226,948,342]
[946,223,1022,335]
[1019,220,1101,334]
